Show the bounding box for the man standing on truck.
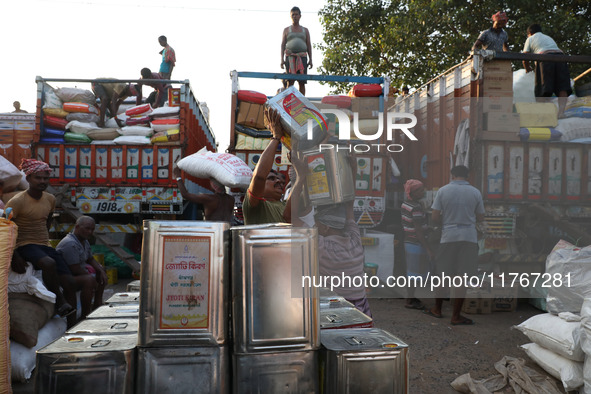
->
[6,159,75,318]
[91,80,140,127]
[281,6,313,96]
[424,165,485,326]
[158,35,176,80]
[522,24,572,117]
[472,11,509,53]
[56,216,108,326]
[138,68,170,108]
[173,167,235,222]
[242,108,287,225]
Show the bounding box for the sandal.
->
[56,303,76,318]
[451,317,474,326]
[405,299,425,310]
[423,309,443,319]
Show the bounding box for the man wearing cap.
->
[6,159,75,318]
[472,11,509,52]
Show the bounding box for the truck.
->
[1,77,216,270]
[390,51,591,273]
[228,71,395,229]
[33,76,215,219]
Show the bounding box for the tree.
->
[318,0,591,93]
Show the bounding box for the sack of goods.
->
[65,121,99,135]
[176,147,253,189]
[126,103,153,117]
[119,126,153,137]
[0,156,24,192]
[62,102,99,115]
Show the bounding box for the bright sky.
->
[2,0,330,152]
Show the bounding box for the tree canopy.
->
[317,0,591,93]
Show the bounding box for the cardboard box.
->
[483,60,512,73]
[236,102,265,129]
[483,112,520,133]
[483,72,513,93]
[351,97,380,119]
[514,102,558,127]
[481,95,514,113]
[462,296,492,314]
[484,275,519,312]
[481,131,520,142]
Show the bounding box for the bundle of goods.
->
[176,147,253,189]
[235,90,267,130]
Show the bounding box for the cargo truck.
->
[390,51,591,268]
[32,77,216,231]
[228,71,395,229]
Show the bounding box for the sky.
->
[2,0,331,152]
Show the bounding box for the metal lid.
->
[106,292,140,304]
[319,297,355,310]
[86,304,140,319]
[318,287,340,299]
[320,307,372,329]
[66,318,139,335]
[321,328,408,351]
[37,334,138,353]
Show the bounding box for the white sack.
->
[521,343,583,391]
[515,313,584,361]
[10,317,66,382]
[546,240,591,314]
[113,136,151,145]
[557,117,591,141]
[119,126,153,137]
[0,156,23,192]
[513,69,536,104]
[42,85,62,109]
[584,356,591,394]
[8,263,56,303]
[65,121,99,135]
[176,147,253,189]
[151,106,180,117]
[54,88,96,106]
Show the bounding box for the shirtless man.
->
[281,6,313,95]
[91,80,139,127]
[173,167,235,222]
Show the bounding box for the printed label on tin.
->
[306,154,330,199]
[160,235,210,329]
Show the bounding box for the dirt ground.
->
[368,295,564,393]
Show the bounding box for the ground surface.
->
[13,282,561,394]
[369,296,564,393]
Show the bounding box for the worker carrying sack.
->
[176,147,253,189]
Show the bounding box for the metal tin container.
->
[127,280,141,292]
[266,86,327,151]
[66,318,139,336]
[106,292,140,305]
[320,328,409,394]
[302,147,356,206]
[139,221,230,347]
[320,307,373,330]
[136,345,229,394]
[35,334,137,394]
[232,224,319,353]
[233,350,318,393]
[87,304,140,319]
[320,296,355,310]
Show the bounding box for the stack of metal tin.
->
[231,224,320,393]
[35,292,140,393]
[137,220,231,394]
[319,288,373,330]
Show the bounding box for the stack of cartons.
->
[462,274,519,314]
[480,61,520,141]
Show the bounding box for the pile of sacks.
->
[515,240,591,393]
[41,84,180,145]
[557,96,591,143]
